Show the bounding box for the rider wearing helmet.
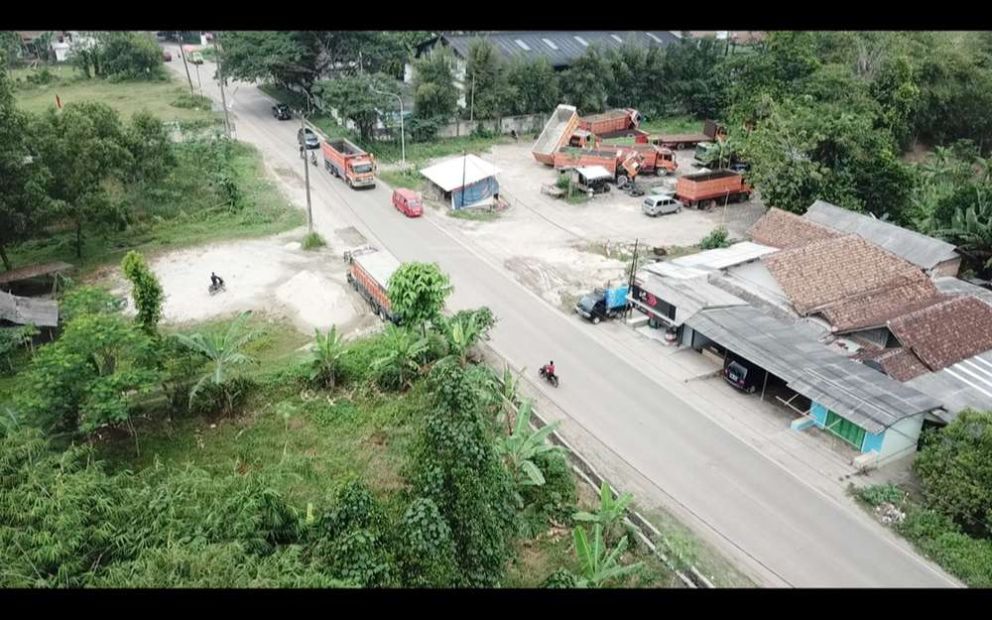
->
[210,272,224,288]
[545,360,555,379]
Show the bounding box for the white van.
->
[642,194,683,217]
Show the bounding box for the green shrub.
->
[700,227,730,250]
[302,231,326,250]
[855,483,906,507]
[898,508,992,587]
[543,567,581,588]
[393,497,458,587]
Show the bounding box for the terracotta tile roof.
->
[888,296,992,371]
[748,208,840,249]
[820,273,944,333]
[855,347,930,382]
[763,235,923,315]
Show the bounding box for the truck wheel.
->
[346,178,353,189]
[592,316,601,325]
[617,175,629,189]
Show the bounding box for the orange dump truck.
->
[553,147,644,187]
[647,120,727,150]
[322,138,376,189]
[344,246,401,323]
[630,144,677,175]
[578,108,642,137]
[675,170,751,208]
[533,104,581,165]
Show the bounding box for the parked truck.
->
[322,138,376,189]
[344,246,401,323]
[553,147,644,188]
[646,120,727,150]
[675,170,751,208]
[630,144,677,175]
[575,284,630,324]
[533,104,581,165]
[578,108,642,138]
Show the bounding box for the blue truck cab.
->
[575,284,630,324]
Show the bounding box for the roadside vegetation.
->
[853,410,992,587]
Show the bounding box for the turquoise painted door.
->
[825,410,867,449]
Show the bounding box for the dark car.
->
[723,356,764,394]
[272,104,291,120]
[298,127,320,149]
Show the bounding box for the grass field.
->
[11,64,216,124]
[7,140,303,276]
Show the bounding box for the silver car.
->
[642,194,683,217]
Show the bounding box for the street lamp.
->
[370,85,404,167]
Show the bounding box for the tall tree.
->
[464,38,510,120]
[121,251,164,335]
[560,46,612,115]
[412,47,458,122]
[318,73,398,143]
[30,101,133,257]
[125,111,175,186]
[0,53,53,270]
[505,57,559,116]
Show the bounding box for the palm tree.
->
[309,326,345,389]
[573,524,644,588]
[497,399,562,494]
[370,325,429,390]
[174,311,256,413]
[573,481,634,544]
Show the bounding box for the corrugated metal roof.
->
[804,200,959,271]
[934,277,992,306]
[673,241,778,271]
[420,154,499,192]
[686,305,940,432]
[907,351,992,422]
[435,32,679,67]
[0,290,59,327]
[635,272,745,324]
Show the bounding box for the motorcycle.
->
[209,281,226,296]
[538,366,559,388]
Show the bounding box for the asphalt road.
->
[168,52,958,587]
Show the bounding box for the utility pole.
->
[460,150,467,209]
[213,36,231,137]
[370,85,405,167]
[469,72,475,122]
[178,43,194,95]
[301,111,314,233]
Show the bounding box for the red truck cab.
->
[392,188,423,218]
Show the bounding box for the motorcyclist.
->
[543,360,556,380]
[210,272,224,288]
[310,151,317,166]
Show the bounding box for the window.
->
[574,36,589,47]
[514,39,531,51]
[542,38,558,50]
[610,34,624,44]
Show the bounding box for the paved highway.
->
[169,52,958,587]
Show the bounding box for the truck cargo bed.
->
[533,105,580,165]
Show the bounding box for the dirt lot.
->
[432,142,767,309]
[105,229,380,338]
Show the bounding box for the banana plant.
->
[174,311,256,411]
[498,399,562,489]
[573,481,634,543]
[494,363,523,434]
[573,524,644,588]
[309,325,346,389]
[370,325,429,390]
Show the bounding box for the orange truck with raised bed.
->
[322,138,376,189]
[578,108,642,138]
[553,146,644,187]
[344,246,401,323]
[675,170,751,208]
[533,104,581,165]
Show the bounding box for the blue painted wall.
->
[862,429,884,454]
[811,402,828,427]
